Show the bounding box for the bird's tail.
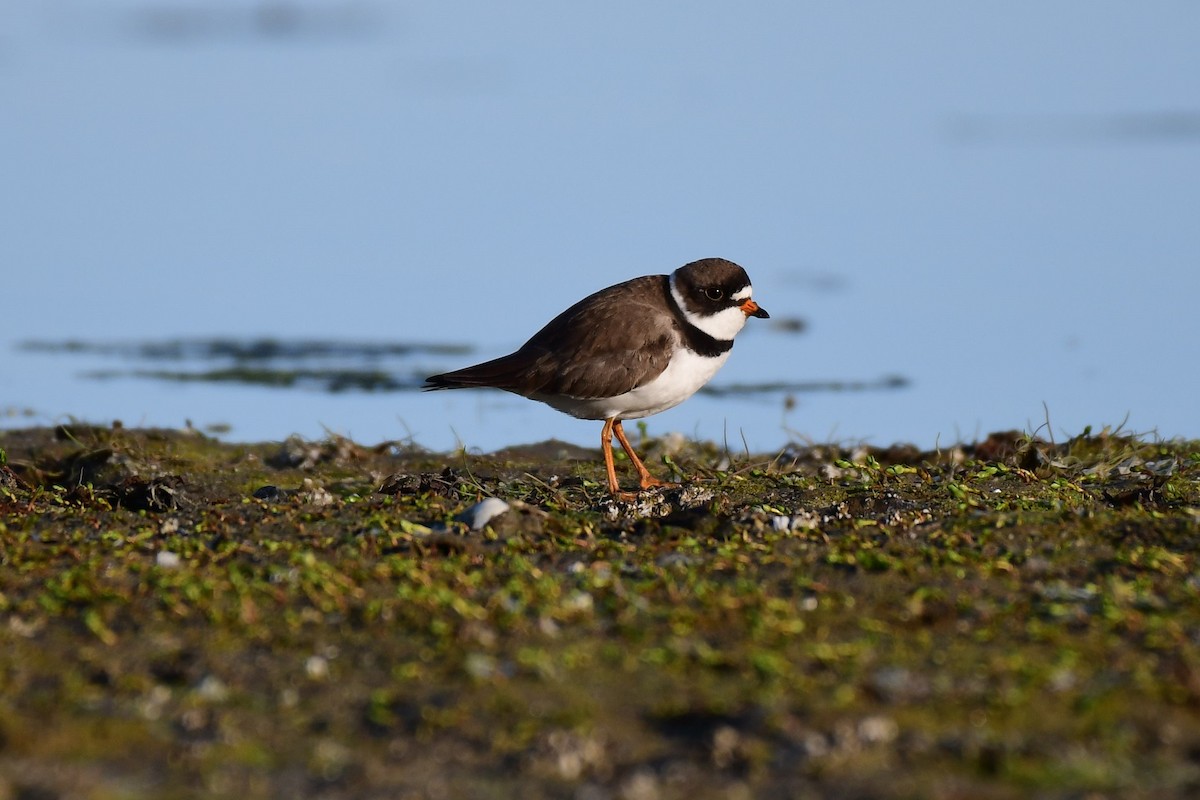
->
[422,352,535,393]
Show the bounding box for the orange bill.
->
[740,298,769,318]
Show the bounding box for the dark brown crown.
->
[671,258,753,317]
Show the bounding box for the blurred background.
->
[2,1,1198,452]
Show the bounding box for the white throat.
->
[670,274,750,341]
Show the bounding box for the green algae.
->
[1,424,1199,798]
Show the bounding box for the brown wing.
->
[424,275,677,400]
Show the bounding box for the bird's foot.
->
[608,478,678,501]
[633,463,682,490]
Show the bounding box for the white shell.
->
[456,497,511,530]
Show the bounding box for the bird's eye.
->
[705,288,724,301]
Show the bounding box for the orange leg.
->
[600,418,623,496]
[612,419,677,491]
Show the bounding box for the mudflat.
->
[1,424,1198,799]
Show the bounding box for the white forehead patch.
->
[731,285,753,301]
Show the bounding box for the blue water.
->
[3,2,1198,451]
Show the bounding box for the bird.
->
[423,257,769,497]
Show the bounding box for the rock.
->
[268,435,324,469]
[253,484,286,502]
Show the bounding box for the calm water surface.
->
[3,2,1197,450]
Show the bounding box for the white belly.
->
[538,348,731,421]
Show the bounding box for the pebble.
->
[463,652,498,680]
[619,769,660,800]
[194,675,229,703]
[156,550,182,569]
[771,510,820,531]
[602,485,714,520]
[857,715,899,744]
[305,655,330,680]
[300,479,334,506]
[456,497,510,530]
[252,485,286,502]
[656,552,700,568]
[560,590,594,615]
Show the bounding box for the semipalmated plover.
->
[424,257,769,496]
